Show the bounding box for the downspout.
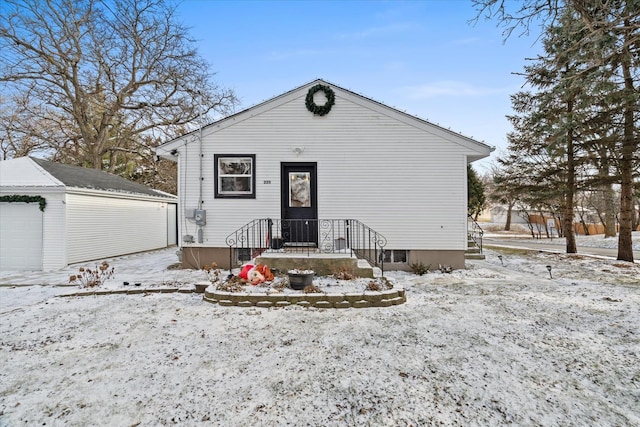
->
[197,105,204,244]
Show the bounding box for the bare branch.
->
[0,0,236,184]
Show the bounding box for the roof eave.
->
[156,78,497,154]
[66,186,177,201]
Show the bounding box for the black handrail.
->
[226,218,387,274]
[467,215,484,253]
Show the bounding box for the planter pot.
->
[194,282,209,293]
[288,272,314,290]
[270,237,284,250]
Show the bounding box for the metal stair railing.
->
[225,218,387,274]
[346,219,387,274]
[467,214,484,253]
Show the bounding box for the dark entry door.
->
[281,162,318,245]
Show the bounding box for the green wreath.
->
[0,194,47,211]
[305,84,335,116]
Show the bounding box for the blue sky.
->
[177,0,543,173]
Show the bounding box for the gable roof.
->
[0,157,174,199]
[0,156,64,188]
[157,78,495,161]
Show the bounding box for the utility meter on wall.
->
[194,209,206,226]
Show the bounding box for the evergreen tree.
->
[474,0,639,261]
[467,165,486,220]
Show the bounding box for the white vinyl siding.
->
[66,193,170,264]
[41,192,67,270]
[173,83,488,252]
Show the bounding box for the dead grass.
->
[302,284,322,293]
[483,246,538,256]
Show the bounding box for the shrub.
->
[409,262,430,275]
[332,268,355,280]
[365,277,394,291]
[438,264,453,274]
[216,275,245,292]
[302,284,322,293]
[69,261,115,288]
[203,263,221,284]
[365,281,382,291]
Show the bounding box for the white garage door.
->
[0,203,43,271]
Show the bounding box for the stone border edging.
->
[57,286,407,309]
[203,288,406,308]
[58,287,193,297]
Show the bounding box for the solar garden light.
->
[546,265,553,279]
[498,255,504,266]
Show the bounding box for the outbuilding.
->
[156,79,493,272]
[0,157,177,271]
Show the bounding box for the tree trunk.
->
[504,201,514,231]
[522,211,535,238]
[564,96,577,253]
[618,157,634,262]
[577,211,590,236]
[553,214,562,237]
[541,213,549,238]
[617,22,635,262]
[603,184,617,238]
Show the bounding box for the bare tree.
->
[0,90,62,160]
[0,0,236,190]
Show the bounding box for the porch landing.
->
[255,252,378,278]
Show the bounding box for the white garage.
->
[0,157,177,271]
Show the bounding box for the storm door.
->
[281,163,318,246]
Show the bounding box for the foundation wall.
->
[404,250,466,271]
[180,247,231,270]
[178,247,467,273]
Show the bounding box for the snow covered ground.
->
[483,224,640,251]
[1,243,639,426]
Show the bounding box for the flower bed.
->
[202,275,405,308]
[203,287,405,308]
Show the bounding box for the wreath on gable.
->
[305,84,335,116]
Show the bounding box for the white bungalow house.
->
[0,157,177,271]
[156,79,493,272]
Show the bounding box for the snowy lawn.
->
[0,247,639,426]
[484,224,640,251]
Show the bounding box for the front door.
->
[281,162,318,246]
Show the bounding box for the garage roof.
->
[0,157,173,199]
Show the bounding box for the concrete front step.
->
[466,239,484,259]
[256,252,374,278]
[283,244,319,253]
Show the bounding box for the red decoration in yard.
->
[239,263,274,285]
